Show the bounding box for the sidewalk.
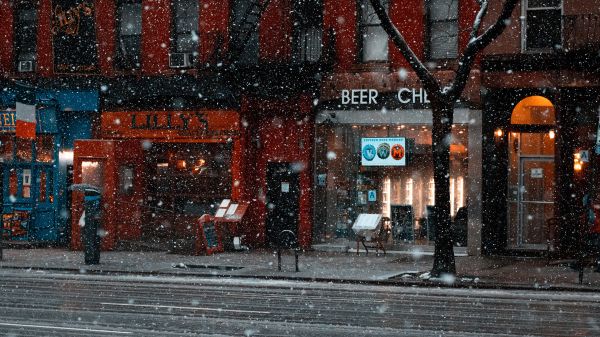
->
[0,246,599,290]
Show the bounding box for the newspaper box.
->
[352,214,390,255]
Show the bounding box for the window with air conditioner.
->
[426,0,458,60]
[170,0,199,68]
[116,0,142,69]
[358,0,389,62]
[14,7,38,72]
[523,0,562,51]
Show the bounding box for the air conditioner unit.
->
[169,53,194,68]
[18,60,33,72]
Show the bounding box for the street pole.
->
[0,160,3,261]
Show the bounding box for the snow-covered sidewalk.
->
[0,247,598,290]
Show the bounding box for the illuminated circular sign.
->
[362,144,376,161]
[391,144,405,160]
[377,143,390,159]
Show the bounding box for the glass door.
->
[518,158,554,247]
[507,131,555,249]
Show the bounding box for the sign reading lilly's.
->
[361,137,406,166]
[101,111,240,139]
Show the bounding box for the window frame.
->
[425,0,459,61]
[171,0,200,62]
[13,4,38,71]
[357,0,389,63]
[115,0,143,70]
[229,0,261,64]
[521,0,563,53]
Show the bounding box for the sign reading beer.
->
[361,137,406,166]
[101,111,240,139]
[51,0,99,73]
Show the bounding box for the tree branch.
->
[447,0,519,101]
[470,0,489,42]
[369,0,440,96]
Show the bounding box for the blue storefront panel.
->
[0,89,97,243]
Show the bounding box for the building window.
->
[119,166,134,195]
[231,0,260,64]
[292,0,323,63]
[523,0,562,51]
[14,7,38,71]
[172,0,199,62]
[116,0,142,69]
[359,0,389,62]
[426,0,458,60]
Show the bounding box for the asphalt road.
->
[0,269,599,337]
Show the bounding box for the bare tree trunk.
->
[431,99,455,276]
[368,0,519,276]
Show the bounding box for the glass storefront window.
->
[36,135,54,162]
[39,170,46,202]
[0,135,14,160]
[16,138,32,161]
[314,123,469,244]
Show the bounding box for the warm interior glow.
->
[549,129,555,139]
[81,161,99,168]
[405,178,414,205]
[495,128,503,138]
[574,152,583,172]
[511,96,556,125]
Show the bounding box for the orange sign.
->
[101,110,240,139]
[391,144,405,161]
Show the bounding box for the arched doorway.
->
[506,96,556,249]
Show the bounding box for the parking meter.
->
[71,184,102,265]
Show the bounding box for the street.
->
[1,270,599,336]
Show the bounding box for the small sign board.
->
[579,150,590,163]
[195,215,223,255]
[531,168,544,179]
[361,137,406,166]
[352,213,383,237]
[368,190,377,202]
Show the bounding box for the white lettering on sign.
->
[341,89,378,105]
[397,88,429,104]
[340,88,446,105]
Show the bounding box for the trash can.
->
[71,184,102,265]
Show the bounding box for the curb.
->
[1,264,599,293]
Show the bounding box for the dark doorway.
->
[266,162,300,247]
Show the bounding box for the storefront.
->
[482,87,600,255]
[313,88,482,253]
[70,110,243,250]
[0,89,97,243]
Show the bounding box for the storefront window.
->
[9,169,17,197]
[81,160,104,189]
[39,170,46,202]
[36,135,54,162]
[0,135,14,160]
[22,168,32,199]
[16,138,33,161]
[314,123,469,244]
